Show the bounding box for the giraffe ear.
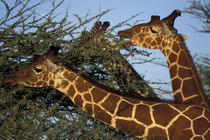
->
[46,45,60,58]
[46,59,60,74]
[161,22,172,38]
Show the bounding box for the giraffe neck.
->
[120,31,209,107]
[161,35,209,108]
[50,66,209,139]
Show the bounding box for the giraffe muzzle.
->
[3,74,18,86]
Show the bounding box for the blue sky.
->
[2,0,209,99]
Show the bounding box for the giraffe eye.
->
[150,27,158,33]
[34,66,43,73]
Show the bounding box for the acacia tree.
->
[0,0,159,139]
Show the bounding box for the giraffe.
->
[90,21,159,100]
[118,10,209,108]
[3,46,210,140]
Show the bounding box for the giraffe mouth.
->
[118,30,131,39]
[3,75,18,86]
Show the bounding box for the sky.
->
[2,0,210,99]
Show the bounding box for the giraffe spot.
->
[143,43,147,47]
[169,52,177,63]
[84,93,91,102]
[162,41,166,47]
[116,101,133,118]
[169,127,193,140]
[161,49,166,55]
[135,104,152,125]
[75,77,92,93]
[178,51,190,67]
[193,117,209,135]
[152,104,179,127]
[181,130,194,140]
[101,94,120,114]
[123,96,140,104]
[91,88,108,103]
[145,37,152,44]
[148,127,167,140]
[134,27,140,33]
[204,129,210,140]
[168,43,172,48]
[174,92,183,103]
[42,73,48,81]
[171,78,181,92]
[175,104,189,112]
[182,78,200,98]
[49,80,54,86]
[183,106,203,120]
[178,67,193,79]
[115,119,145,136]
[84,104,93,116]
[67,85,76,97]
[172,42,180,53]
[74,95,83,108]
[36,81,43,86]
[168,116,191,140]
[204,109,210,121]
[165,42,168,46]
[43,82,47,86]
[31,77,38,82]
[162,48,169,56]
[61,80,69,88]
[94,105,111,125]
[142,101,156,106]
[138,37,144,43]
[63,71,76,82]
[31,83,35,87]
[169,65,177,78]
[157,38,161,45]
[133,35,139,42]
[193,136,203,140]
[184,96,202,105]
[151,40,156,46]
[153,46,158,49]
[166,49,170,56]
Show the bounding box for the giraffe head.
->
[118,10,187,50]
[3,46,61,87]
[91,21,110,33]
[3,21,110,88]
[91,21,110,42]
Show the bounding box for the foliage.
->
[0,0,155,139]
